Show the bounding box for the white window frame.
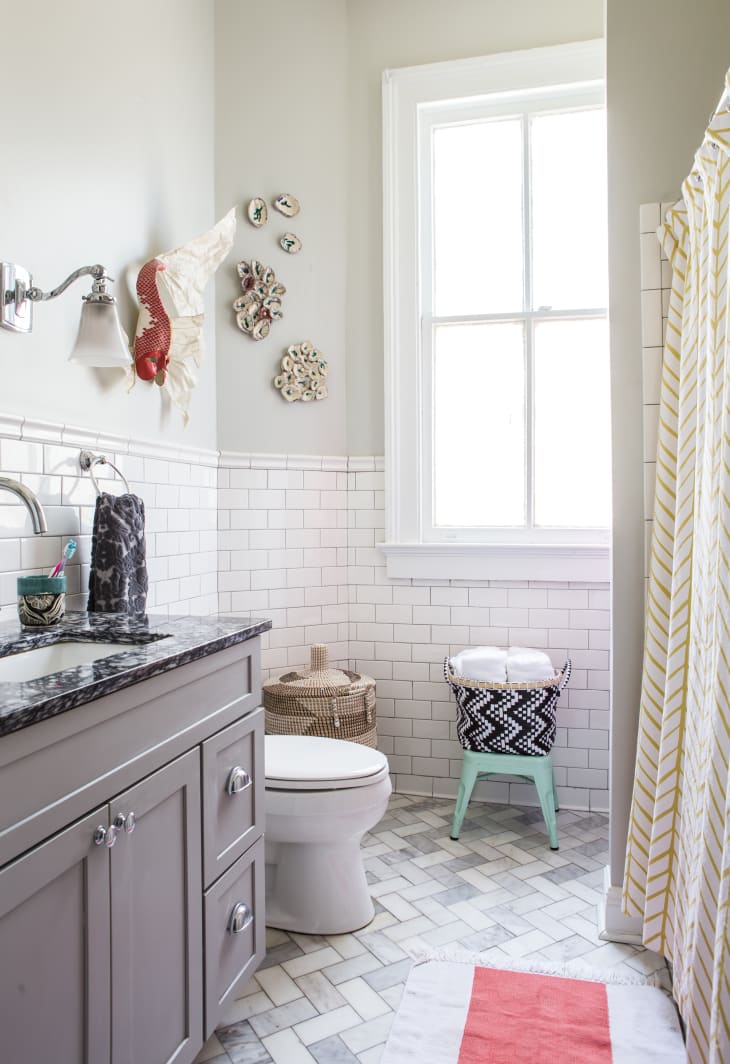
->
[381,41,609,582]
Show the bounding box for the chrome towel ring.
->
[79,450,131,496]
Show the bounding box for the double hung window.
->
[383,42,610,580]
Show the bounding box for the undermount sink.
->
[0,642,137,683]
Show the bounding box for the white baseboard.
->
[597,866,644,944]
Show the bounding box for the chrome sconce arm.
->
[1,260,131,368]
[25,263,111,304]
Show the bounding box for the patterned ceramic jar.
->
[17,575,66,627]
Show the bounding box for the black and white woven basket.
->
[443,657,571,757]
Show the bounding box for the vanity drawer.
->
[202,708,264,886]
[204,835,265,1037]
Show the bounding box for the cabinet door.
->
[110,750,202,1064]
[202,707,264,886]
[0,806,111,1064]
[204,836,265,1037]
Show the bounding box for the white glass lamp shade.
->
[68,299,132,368]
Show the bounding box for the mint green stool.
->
[450,750,560,849]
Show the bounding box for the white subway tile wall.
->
[218,456,611,813]
[0,420,612,812]
[640,202,673,583]
[0,418,219,618]
[217,454,351,672]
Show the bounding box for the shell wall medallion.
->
[273,193,300,218]
[274,342,328,402]
[246,197,268,227]
[280,232,302,254]
[233,259,286,340]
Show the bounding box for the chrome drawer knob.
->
[226,766,252,796]
[228,901,253,935]
[93,825,117,848]
[113,812,136,834]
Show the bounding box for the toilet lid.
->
[265,735,389,790]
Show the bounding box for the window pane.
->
[533,319,611,527]
[433,323,525,526]
[433,119,523,316]
[531,109,607,310]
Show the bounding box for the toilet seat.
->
[265,735,389,790]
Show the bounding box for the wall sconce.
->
[0,261,131,368]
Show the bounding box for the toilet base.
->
[265,838,376,935]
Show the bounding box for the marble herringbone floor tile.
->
[194,795,668,1064]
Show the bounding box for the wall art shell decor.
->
[273,193,300,218]
[233,260,285,340]
[274,342,328,402]
[280,232,302,254]
[247,198,268,227]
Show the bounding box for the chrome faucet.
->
[0,477,47,534]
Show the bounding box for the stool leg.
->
[534,763,559,851]
[451,755,479,840]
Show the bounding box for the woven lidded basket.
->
[263,644,377,747]
[444,657,571,757]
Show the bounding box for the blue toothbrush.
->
[49,538,77,578]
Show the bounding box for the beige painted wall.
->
[345,0,605,455]
[214,0,349,457]
[606,0,730,885]
[0,1,217,449]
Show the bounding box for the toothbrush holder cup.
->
[17,576,66,627]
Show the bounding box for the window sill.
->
[378,542,610,582]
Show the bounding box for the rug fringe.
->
[407,948,669,988]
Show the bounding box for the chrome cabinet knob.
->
[113,812,136,834]
[93,825,117,848]
[226,766,252,796]
[227,901,253,935]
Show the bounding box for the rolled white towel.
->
[507,646,555,682]
[450,646,507,682]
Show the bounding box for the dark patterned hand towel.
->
[88,492,149,614]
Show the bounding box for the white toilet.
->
[264,735,392,934]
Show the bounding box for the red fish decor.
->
[134,259,171,385]
[131,208,236,421]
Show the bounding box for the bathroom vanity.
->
[0,611,271,1064]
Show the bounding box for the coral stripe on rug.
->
[381,957,687,1064]
[460,967,612,1063]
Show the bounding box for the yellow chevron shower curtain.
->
[624,72,730,1064]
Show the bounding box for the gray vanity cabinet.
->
[0,807,112,1064]
[0,633,266,1064]
[110,750,203,1064]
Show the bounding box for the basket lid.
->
[263,644,374,694]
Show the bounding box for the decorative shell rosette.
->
[233,260,285,340]
[274,342,328,402]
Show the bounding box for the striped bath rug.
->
[381,955,686,1063]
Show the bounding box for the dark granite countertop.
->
[0,612,271,737]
